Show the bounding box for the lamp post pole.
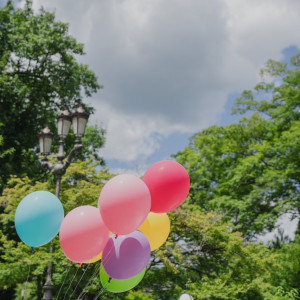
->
[39,105,89,300]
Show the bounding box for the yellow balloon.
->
[86,252,102,263]
[139,212,170,251]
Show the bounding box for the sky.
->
[12,0,300,175]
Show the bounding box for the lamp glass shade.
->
[72,105,89,137]
[73,116,88,137]
[57,108,72,138]
[39,127,53,155]
[57,117,71,138]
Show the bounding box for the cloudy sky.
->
[17,0,300,172]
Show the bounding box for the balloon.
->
[59,205,110,263]
[100,264,146,293]
[99,174,151,235]
[85,233,113,263]
[14,191,64,247]
[143,160,190,213]
[138,212,170,251]
[85,232,113,263]
[102,231,150,280]
[86,252,102,263]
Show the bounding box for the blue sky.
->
[6,0,300,174]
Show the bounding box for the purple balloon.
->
[102,231,151,280]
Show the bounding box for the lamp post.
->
[39,105,89,300]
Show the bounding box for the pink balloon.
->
[143,160,190,213]
[99,174,151,235]
[59,205,110,263]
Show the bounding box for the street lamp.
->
[57,108,72,139]
[72,104,89,138]
[38,105,89,300]
[39,125,54,156]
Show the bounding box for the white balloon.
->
[179,293,194,300]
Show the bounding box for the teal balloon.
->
[100,264,145,293]
[15,191,64,247]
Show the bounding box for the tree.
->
[0,0,102,192]
[174,53,300,238]
[268,235,300,295]
[0,130,14,189]
[139,203,283,300]
[80,124,106,164]
[0,161,296,300]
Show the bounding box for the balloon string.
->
[68,264,91,300]
[76,238,116,300]
[101,239,116,266]
[62,265,80,300]
[76,262,102,300]
[22,263,31,300]
[93,287,104,300]
[56,263,72,299]
[77,244,115,300]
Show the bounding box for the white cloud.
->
[225,0,300,63]
[25,0,300,162]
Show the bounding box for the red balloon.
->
[143,160,190,213]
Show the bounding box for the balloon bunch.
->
[14,160,190,294]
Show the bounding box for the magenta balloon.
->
[102,231,150,280]
[143,160,190,213]
[99,174,151,235]
[59,206,110,263]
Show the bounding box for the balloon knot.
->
[70,261,73,265]
[108,277,112,283]
[79,263,82,268]
[31,247,35,253]
[115,234,118,239]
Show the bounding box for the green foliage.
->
[0,161,112,299]
[1,162,300,299]
[0,132,14,189]
[148,204,277,300]
[268,235,300,294]
[267,286,299,300]
[80,124,106,164]
[174,53,300,238]
[0,0,102,192]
